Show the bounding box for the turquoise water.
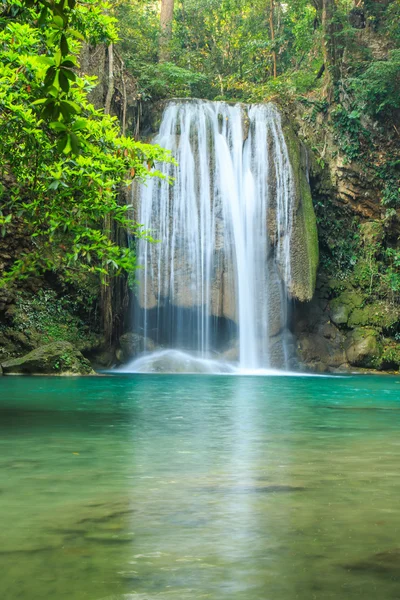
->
[1,374,400,600]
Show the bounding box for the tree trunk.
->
[322,0,342,98]
[101,43,115,345]
[269,0,277,78]
[159,0,174,62]
[104,43,114,115]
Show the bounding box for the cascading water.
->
[127,100,297,373]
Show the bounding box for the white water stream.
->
[127,100,296,373]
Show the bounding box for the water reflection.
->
[0,375,400,600]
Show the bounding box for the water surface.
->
[1,374,400,600]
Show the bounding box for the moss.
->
[329,289,364,325]
[1,341,94,375]
[345,327,382,368]
[379,342,400,370]
[12,289,102,353]
[282,118,319,302]
[348,302,399,329]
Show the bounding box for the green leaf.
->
[44,66,56,87]
[60,34,69,57]
[48,180,61,190]
[52,15,64,30]
[61,59,76,68]
[70,132,80,155]
[71,118,88,131]
[49,121,67,131]
[69,28,84,41]
[58,69,70,93]
[38,7,48,26]
[61,67,76,82]
[60,100,80,114]
[56,135,68,153]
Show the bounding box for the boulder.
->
[118,333,156,362]
[329,289,364,326]
[345,328,381,368]
[347,301,399,329]
[1,341,94,375]
[297,329,347,371]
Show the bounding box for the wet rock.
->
[297,326,346,370]
[91,349,115,368]
[1,341,94,375]
[269,329,297,369]
[345,548,400,576]
[220,339,239,362]
[345,327,381,368]
[118,333,156,362]
[268,263,285,337]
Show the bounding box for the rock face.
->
[293,270,400,373]
[282,120,319,302]
[1,341,94,375]
[294,294,347,372]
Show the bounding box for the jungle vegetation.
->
[0,0,399,297]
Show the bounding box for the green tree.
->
[0,0,172,286]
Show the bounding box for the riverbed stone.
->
[1,341,94,375]
[345,548,400,575]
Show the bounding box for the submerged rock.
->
[1,341,94,375]
[345,548,400,576]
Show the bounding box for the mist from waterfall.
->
[130,100,296,372]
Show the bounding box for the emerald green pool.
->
[1,374,400,600]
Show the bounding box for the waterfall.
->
[130,100,296,372]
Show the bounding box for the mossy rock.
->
[348,302,399,329]
[345,328,382,368]
[329,289,364,325]
[360,220,384,251]
[380,342,400,370]
[282,120,319,302]
[1,341,94,375]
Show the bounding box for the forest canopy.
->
[0,0,399,292]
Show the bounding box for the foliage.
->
[351,50,400,120]
[313,196,360,276]
[13,288,100,349]
[115,0,323,101]
[0,0,173,286]
[331,105,371,162]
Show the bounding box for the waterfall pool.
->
[1,374,400,600]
